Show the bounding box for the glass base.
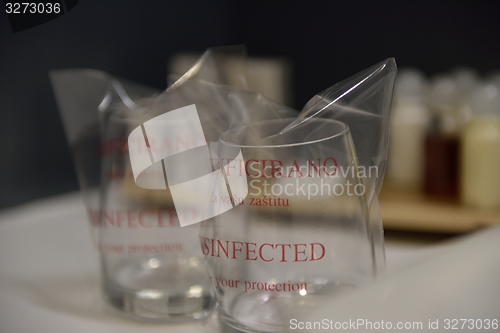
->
[103,255,215,322]
[104,284,214,322]
[219,283,356,332]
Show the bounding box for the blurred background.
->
[1,0,500,214]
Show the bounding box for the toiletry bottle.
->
[452,68,479,123]
[460,84,500,209]
[388,68,429,189]
[424,76,461,199]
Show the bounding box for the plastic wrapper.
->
[50,46,396,328]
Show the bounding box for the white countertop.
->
[0,193,498,332]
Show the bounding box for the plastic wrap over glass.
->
[50,47,396,330]
[50,46,253,322]
[202,58,396,332]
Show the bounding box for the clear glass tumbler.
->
[201,118,384,332]
[74,108,215,321]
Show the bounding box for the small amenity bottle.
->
[460,84,500,209]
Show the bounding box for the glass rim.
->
[107,108,150,124]
[219,118,350,148]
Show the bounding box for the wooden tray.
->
[379,185,500,233]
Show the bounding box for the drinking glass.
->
[73,106,215,321]
[201,117,384,332]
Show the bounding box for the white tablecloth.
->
[0,193,498,332]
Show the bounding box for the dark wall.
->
[1,1,499,208]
